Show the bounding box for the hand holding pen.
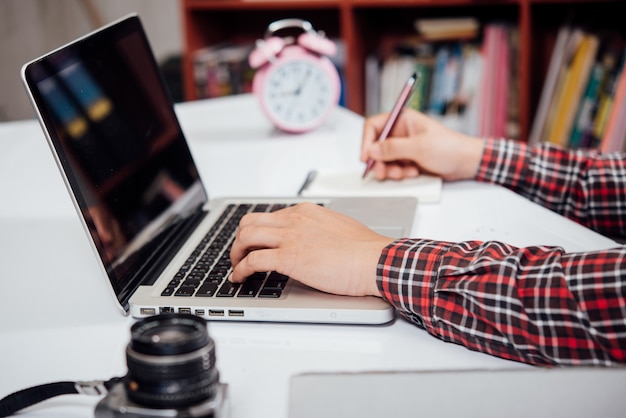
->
[362,72,419,179]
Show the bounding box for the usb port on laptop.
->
[140,308,156,316]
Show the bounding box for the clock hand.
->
[294,68,312,96]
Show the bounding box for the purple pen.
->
[362,71,419,179]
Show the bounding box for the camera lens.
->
[124,313,220,408]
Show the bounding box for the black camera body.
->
[95,314,229,418]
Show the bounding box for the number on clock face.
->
[263,59,334,128]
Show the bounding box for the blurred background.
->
[0,0,183,122]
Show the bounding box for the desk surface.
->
[0,95,619,418]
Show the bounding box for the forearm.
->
[475,138,626,238]
[377,238,626,366]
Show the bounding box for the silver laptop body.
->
[21,14,416,324]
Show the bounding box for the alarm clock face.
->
[260,54,340,132]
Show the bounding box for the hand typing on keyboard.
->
[162,203,292,299]
[229,202,393,297]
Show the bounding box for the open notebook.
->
[300,169,442,203]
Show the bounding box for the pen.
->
[362,71,419,179]
[297,170,317,196]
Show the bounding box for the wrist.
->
[460,136,485,180]
[364,237,394,297]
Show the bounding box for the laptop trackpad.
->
[327,197,416,239]
[371,226,404,238]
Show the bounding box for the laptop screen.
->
[22,15,207,308]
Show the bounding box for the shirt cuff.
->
[376,238,451,333]
[475,137,528,189]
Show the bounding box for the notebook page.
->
[300,169,442,203]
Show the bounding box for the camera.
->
[95,313,229,418]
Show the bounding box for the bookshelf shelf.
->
[181,0,625,143]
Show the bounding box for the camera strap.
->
[0,376,123,417]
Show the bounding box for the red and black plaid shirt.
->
[377,138,626,366]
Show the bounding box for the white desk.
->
[0,95,620,418]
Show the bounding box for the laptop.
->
[289,368,626,417]
[20,14,416,324]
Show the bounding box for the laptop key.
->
[207,269,229,281]
[263,279,286,291]
[161,287,175,296]
[183,278,202,288]
[259,272,289,298]
[217,281,240,297]
[238,278,264,297]
[259,287,282,298]
[175,285,196,296]
[196,281,219,297]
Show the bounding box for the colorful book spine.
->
[408,62,432,112]
[593,53,623,147]
[529,25,572,145]
[546,35,599,147]
[427,46,450,115]
[599,47,626,152]
[541,30,585,143]
[568,63,604,148]
[478,25,497,137]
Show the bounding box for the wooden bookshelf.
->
[180,0,625,142]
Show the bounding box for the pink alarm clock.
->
[249,19,341,133]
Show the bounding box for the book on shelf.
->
[427,44,458,116]
[365,54,381,116]
[408,58,433,113]
[366,21,517,139]
[568,63,605,149]
[531,25,626,150]
[478,24,512,139]
[592,59,621,148]
[330,39,347,107]
[192,43,255,100]
[506,28,521,140]
[540,29,585,145]
[568,41,620,149]
[545,34,599,147]
[370,42,435,115]
[579,41,623,149]
[379,54,421,114]
[598,48,626,152]
[414,17,480,42]
[529,26,583,145]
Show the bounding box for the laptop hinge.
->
[115,206,208,307]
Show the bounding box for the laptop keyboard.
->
[161,203,291,299]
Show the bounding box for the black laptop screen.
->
[22,16,208,308]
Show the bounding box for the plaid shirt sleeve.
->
[378,238,626,366]
[376,139,626,366]
[475,138,626,238]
